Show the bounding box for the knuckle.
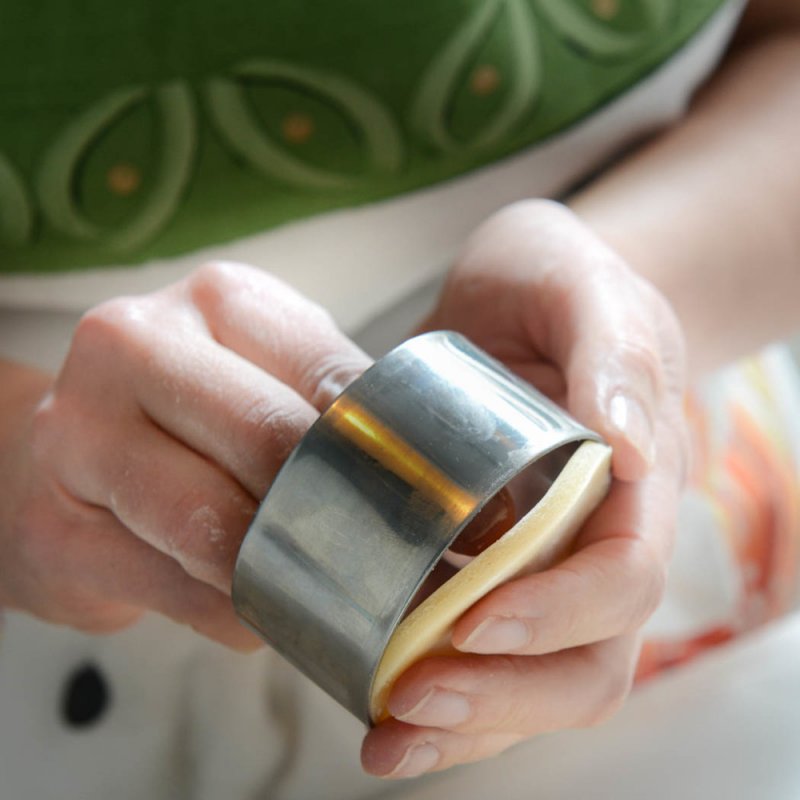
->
[188,262,257,319]
[191,260,285,304]
[189,261,247,288]
[466,199,570,257]
[79,296,151,336]
[191,260,244,293]
[163,492,234,590]
[613,337,663,390]
[637,279,688,375]
[658,315,688,397]
[161,488,208,556]
[72,296,152,360]
[190,261,333,331]
[303,353,364,410]
[162,487,255,592]
[165,490,223,553]
[492,198,569,228]
[229,397,313,496]
[239,396,312,460]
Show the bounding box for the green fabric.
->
[0,0,729,274]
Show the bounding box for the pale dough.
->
[369,440,613,722]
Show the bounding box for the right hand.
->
[362,200,689,777]
[0,262,371,649]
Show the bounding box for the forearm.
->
[571,30,800,377]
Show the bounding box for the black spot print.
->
[61,663,110,728]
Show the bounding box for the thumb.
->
[548,272,666,483]
[568,339,660,482]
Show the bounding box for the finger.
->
[432,201,677,481]
[77,303,320,500]
[560,274,672,482]
[452,453,679,655]
[24,499,261,650]
[61,417,257,595]
[88,518,262,651]
[364,635,639,776]
[528,220,670,483]
[362,718,520,779]
[184,262,373,410]
[135,332,317,499]
[72,265,371,499]
[70,293,319,499]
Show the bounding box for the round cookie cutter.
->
[232,331,611,724]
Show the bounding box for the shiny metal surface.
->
[233,331,601,722]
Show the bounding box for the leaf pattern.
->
[207,59,402,190]
[35,81,195,252]
[0,152,33,246]
[410,0,541,153]
[535,0,675,60]
[1,0,701,259]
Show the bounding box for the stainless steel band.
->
[232,332,601,722]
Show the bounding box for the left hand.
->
[361,199,689,777]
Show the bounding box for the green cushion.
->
[0,0,728,274]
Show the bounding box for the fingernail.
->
[457,617,530,653]
[608,393,655,468]
[395,688,472,727]
[389,743,441,778]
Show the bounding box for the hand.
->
[362,199,688,777]
[0,263,370,649]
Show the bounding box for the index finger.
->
[184,262,372,410]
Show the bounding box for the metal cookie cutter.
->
[233,331,611,724]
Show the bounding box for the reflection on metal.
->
[327,396,476,521]
[233,331,602,722]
